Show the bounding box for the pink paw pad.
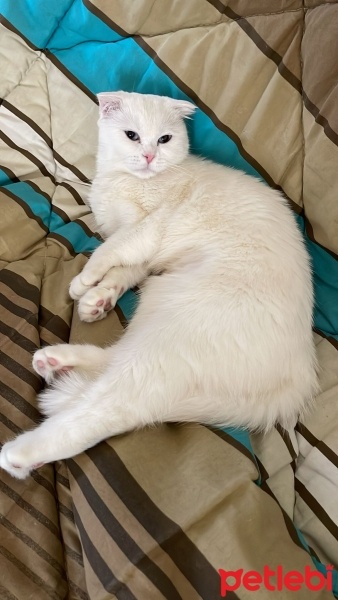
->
[96,299,104,307]
[36,360,45,369]
[104,301,112,311]
[47,357,59,367]
[91,309,99,315]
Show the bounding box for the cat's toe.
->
[33,348,73,383]
[78,287,118,323]
[69,273,96,300]
[0,442,34,480]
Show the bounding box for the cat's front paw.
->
[78,286,119,322]
[69,270,100,300]
[33,346,74,383]
[0,438,43,480]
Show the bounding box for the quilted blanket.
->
[0,1,338,599]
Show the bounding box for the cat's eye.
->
[158,135,172,145]
[125,131,140,142]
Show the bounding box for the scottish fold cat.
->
[0,91,317,479]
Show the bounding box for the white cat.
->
[0,91,318,479]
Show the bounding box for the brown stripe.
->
[48,231,77,256]
[207,0,338,151]
[0,413,22,436]
[0,130,55,184]
[31,470,56,497]
[275,424,297,471]
[56,471,71,490]
[260,481,305,551]
[1,98,52,148]
[2,3,304,220]
[207,425,258,472]
[39,306,70,343]
[210,2,301,92]
[82,0,296,206]
[313,327,338,351]
[0,291,36,321]
[0,480,60,539]
[0,545,62,600]
[0,148,85,218]
[59,502,75,524]
[0,350,40,392]
[303,91,338,149]
[68,459,185,600]
[0,187,48,233]
[0,270,39,305]
[0,380,40,423]
[0,320,38,354]
[68,581,89,600]
[260,480,323,569]
[295,477,338,540]
[306,220,338,261]
[0,583,19,600]
[44,49,97,105]
[74,218,97,239]
[0,15,38,50]
[71,503,137,600]
[53,148,91,185]
[114,303,128,328]
[254,455,270,484]
[83,442,239,600]
[0,516,66,580]
[1,98,91,188]
[59,181,86,205]
[296,422,338,469]
[64,544,84,568]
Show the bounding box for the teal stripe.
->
[116,288,138,321]
[0,170,98,253]
[50,220,100,254]
[295,215,338,341]
[0,0,74,47]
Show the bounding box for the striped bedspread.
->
[0,1,337,598]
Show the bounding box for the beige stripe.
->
[251,427,297,519]
[303,107,338,254]
[143,25,302,205]
[70,473,169,600]
[294,492,338,566]
[1,282,38,315]
[88,0,223,36]
[56,463,88,599]
[71,453,202,600]
[0,304,38,347]
[106,425,333,586]
[0,194,46,261]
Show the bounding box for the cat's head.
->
[97,91,196,179]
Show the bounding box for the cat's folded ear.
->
[97,93,123,118]
[168,98,197,119]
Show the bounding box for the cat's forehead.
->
[121,96,180,132]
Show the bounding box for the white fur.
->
[0,91,318,479]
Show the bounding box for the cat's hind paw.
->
[33,346,74,383]
[78,286,119,323]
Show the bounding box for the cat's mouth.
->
[132,162,158,178]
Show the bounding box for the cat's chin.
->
[129,166,162,180]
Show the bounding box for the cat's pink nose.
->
[144,153,155,164]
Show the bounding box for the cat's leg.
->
[69,209,164,299]
[33,344,111,383]
[77,264,149,323]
